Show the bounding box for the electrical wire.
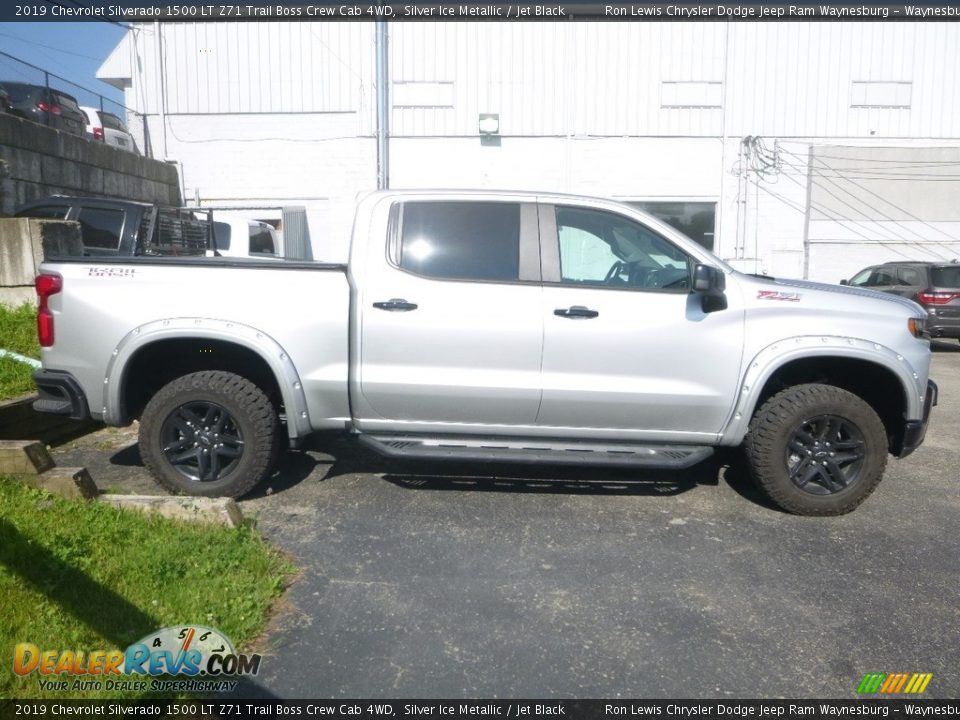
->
[768,158,948,261]
[0,32,105,63]
[777,146,960,254]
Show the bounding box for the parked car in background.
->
[79,105,139,154]
[842,260,960,342]
[209,218,283,258]
[0,85,12,114]
[16,196,210,257]
[0,82,85,136]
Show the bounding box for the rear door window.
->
[398,201,521,282]
[897,267,924,286]
[77,207,124,250]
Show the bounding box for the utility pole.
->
[375,21,390,190]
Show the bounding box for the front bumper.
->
[32,370,90,421]
[898,379,938,458]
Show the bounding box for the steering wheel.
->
[604,261,626,284]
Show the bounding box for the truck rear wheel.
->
[139,370,279,498]
[744,383,888,516]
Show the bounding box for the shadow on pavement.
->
[304,433,768,500]
[105,429,779,509]
[931,338,960,353]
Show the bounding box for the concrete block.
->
[102,171,123,197]
[99,494,244,528]
[58,159,83,192]
[39,155,63,187]
[0,147,43,184]
[0,112,180,219]
[0,218,37,286]
[0,440,55,475]
[13,467,98,501]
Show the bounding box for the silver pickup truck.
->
[33,191,937,515]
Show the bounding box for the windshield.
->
[931,266,960,288]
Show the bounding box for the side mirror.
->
[693,264,727,313]
[840,279,849,286]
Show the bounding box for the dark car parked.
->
[1,81,85,136]
[16,196,212,257]
[0,84,12,114]
[842,261,960,342]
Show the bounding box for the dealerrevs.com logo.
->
[13,626,260,693]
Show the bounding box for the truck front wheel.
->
[139,370,279,498]
[744,383,888,516]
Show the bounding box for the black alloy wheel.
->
[159,401,245,483]
[785,414,866,495]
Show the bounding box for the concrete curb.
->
[98,494,244,528]
[0,438,245,527]
[0,439,55,474]
[15,466,98,500]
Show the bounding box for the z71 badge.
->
[88,267,136,278]
[757,290,801,302]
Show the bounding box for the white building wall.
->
[99,22,960,272]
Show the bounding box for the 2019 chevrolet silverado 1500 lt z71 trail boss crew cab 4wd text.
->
[31,191,937,515]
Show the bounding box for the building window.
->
[850,81,912,109]
[626,201,716,251]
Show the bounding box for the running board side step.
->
[357,434,714,469]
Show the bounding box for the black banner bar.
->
[5,1,960,22]
[3,699,960,720]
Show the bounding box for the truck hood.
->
[746,275,926,316]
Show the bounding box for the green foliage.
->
[0,303,40,399]
[0,482,293,699]
[0,303,40,358]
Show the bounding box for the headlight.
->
[908,317,929,339]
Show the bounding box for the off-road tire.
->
[139,371,279,498]
[744,383,888,516]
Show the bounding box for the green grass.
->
[0,303,40,400]
[0,481,294,700]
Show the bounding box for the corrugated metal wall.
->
[123,22,960,140]
[390,22,960,139]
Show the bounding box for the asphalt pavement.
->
[52,341,960,699]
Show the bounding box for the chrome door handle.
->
[554,306,599,319]
[373,298,418,312]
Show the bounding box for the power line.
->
[768,162,944,262]
[777,146,960,255]
[775,141,960,165]
[0,32,104,62]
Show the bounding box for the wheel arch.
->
[104,319,311,440]
[723,338,926,454]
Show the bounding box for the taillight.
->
[93,127,104,141]
[917,291,960,305]
[35,273,63,348]
[36,101,62,115]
